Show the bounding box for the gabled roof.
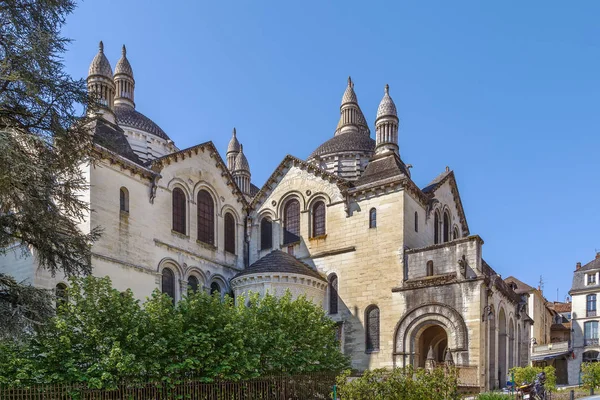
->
[232,250,325,281]
[504,276,535,295]
[353,152,409,187]
[552,302,572,313]
[422,169,470,236]
[90,117,142,165]
[149,141,249,207]
[250,154,350,209]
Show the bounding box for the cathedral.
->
[0,42,534,391]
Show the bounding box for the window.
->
[588,294,597,317]
[366,306,380,352]
[210,282,221,296]
[589,274,597,285]
[585,321,599,346]
[260,218,272,250]
[55,283,68,308]
[224,213,236,254]
[443,211,450,243]
[283,199,300,244]
[434,211,440,244]
[369,208,377,229]
[453,226,459,240]
[583,351,600,362]
[329,274,338,315]
[414,212,418,232]
[119,187,129,213]
[172,188,186,234]
[197,190,215,245]
[312,201,326,237]
[426,260,434,277]
[161,268,175,303]
[187,275,199,293]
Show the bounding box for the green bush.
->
[509,365,556,392]
[335,366,459,400]
[477,393,512,399]
[0,276,349,387]
[581,362,600,389]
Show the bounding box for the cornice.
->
[92,145,156,180]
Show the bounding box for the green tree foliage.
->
[581,362,600,390]
[0,276,349,387]
[335,366,460,400]
[0,0,101,337]
[510,365,556,392]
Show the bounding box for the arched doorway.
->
[415,324,448,367]
[498,309,507,388]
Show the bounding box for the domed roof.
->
[114,105,170,140]
[376,84,397,120]
[232,250,325,281]
[234,145,249,172]
[88,41,113,78]
[308,131,375,159]
[114,45,133,78]
[341,76,358,105]
[227,128,240,153]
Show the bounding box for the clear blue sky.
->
[62,1,599,301]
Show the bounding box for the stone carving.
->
[458,255,467,278]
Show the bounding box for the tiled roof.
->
[114,45,133,77]
[233,250,325,281]
[552,302,572,313]
[88,41,113,78]
[115,105,170,141]
[308,131,375,159]
[249,183,260,197]
[90,118,142,164]
[353,152,409,187]
[504,276,535,295]
[227,128,240,153]
[376,84,397,120]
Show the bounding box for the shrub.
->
[335,366,459,400]
[581,362,600,389]
[477,393,512,399]
[509,365,556,392]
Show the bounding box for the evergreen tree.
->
[0,0,101,338]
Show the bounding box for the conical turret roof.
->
[376,84,397,120]
[341,76,358,105]
[114,45,133,78]
[227,128,240,153]
[88,41,113,78]
[234,144,249,172]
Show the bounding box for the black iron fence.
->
[0,374,337,400]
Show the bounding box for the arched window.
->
[161,268,175,303]
[369,208,377,229]
[260,218,272,250]
[414,211,419,232]
[434,211,440,244]
[197,190,215,245]
[172,188,186,234]
[329,274,338,315]
[224,213,236,254]
[119,187,129,213]
[210,282,221,296]
[366,306,380,352]
[187,275,199,294]
[283,199,300,244]
[312,201,326,237]
[426,260,434,276]
[453,226,459,240]
[55,283,68,308]
[443,211,450,243]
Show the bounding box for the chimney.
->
[577,262,582,270]
[596,252,600,260]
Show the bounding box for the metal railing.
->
[0,374,337,400]
[587,309,597,317]
[532,340,570,354]
[585,338,600,346]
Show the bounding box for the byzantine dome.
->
[376,85,397,119]
[88,41,113,78]
[114,105,170,141]
[114,46,134,78]
[308,131,375,159]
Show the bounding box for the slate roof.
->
[422,170,452,193]
[114,105,170,141]
[353,152,409,187]
[233,250,325,281]
[308,131,375,159]
[571,254,600,292]
[90,118,142,164]
[504,276,535,295]
[249,183,260,197]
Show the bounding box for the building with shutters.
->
[0,42,535,391]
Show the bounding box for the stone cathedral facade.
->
[1,43,535,391]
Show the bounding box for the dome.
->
[308,131,375,159]
[227,128,240,153]
[376,84,397,120]
[341,76,358,105]
[234,145,249,172]
[114,105,170,140]
[114,45,133,78]
[232,250,325,281]
[88,41,113,78]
